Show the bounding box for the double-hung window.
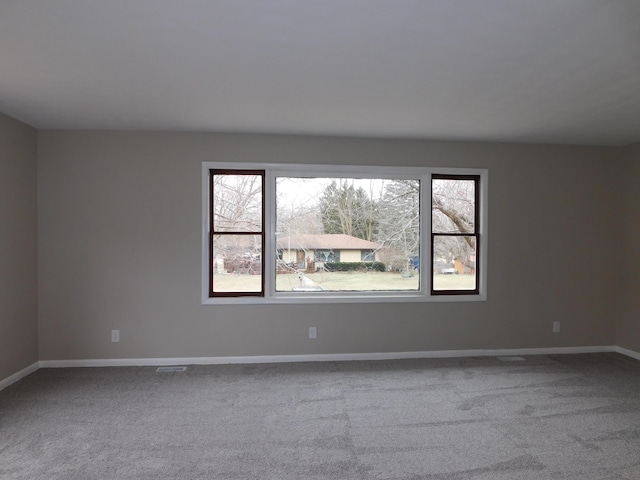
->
[209,170,265,297]
[431,174,480,295]
[203,163,487,304]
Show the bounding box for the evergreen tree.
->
[318,180,378,241]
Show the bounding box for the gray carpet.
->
[2,353,640,479]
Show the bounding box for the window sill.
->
[202,292,487,305]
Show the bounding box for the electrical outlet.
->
[309,326,317,339]
[552,322,560,333]
[111,329,120,342]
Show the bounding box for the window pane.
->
[315,249,340,263]
[361,249,375,261]
[432,236,476,291]
[213,174,262,232]
[275,177,420,292]
[432,179,475,234]
[212,234,262,292]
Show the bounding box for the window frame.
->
[431,173,481,296]
[209,169,266,297]
[202,162,487,304]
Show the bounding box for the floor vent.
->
[497,356,526,362]
[156,366,188,373]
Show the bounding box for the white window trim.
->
[202,162,488,304]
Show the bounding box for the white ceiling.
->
[1,0,639,146]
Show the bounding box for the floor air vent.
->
[497,356,526,362]
[156,366,188,372]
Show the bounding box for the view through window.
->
[210,170,264,296]
[275,177,420,292]
[431,175,479,294]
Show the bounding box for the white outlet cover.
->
[309,327,317,339]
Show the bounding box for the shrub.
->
[324,262,386,272]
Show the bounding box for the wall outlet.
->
[111,329,120,342]
[309,326,317,339]
[552,322,560,333]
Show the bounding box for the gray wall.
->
[37,131,620,361]
[618,142,640,353]
[0,113,38,379]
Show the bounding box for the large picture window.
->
[203,163,487,304]
[274,176,419,293]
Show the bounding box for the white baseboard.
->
[3,346,637,385]
[38,345,622,369]
[615,346,640,361]
[0,362,40,392]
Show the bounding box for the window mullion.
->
[421,172,431,296]
[264,169,276,298]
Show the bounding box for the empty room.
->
[2,1,640,479]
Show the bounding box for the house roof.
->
[277,234,379,251]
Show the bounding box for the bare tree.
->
[212,173,263,273]
[213,174,262,232]
[432,178,476,271]
[377,179,420,272]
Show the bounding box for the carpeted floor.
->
[2,353,640,479]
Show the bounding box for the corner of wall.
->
[0,112,39,382]
[616,143,640,352]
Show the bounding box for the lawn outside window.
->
[202,163,487,304]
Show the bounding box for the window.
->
[361,249,375,262]
[203,163,487,303]
[431,174,480,295]
[314,250,340,263]
[209,170,264,297]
